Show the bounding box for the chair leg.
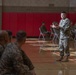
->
[39,34,41,40]
[52,34,55,43]
[42,34,45,40]
[39,34,45,40]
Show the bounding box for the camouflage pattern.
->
[0,42,34,75]
[59,18,70,56]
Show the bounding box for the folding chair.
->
[39,28,45,40]
[39,27,51,41]
[52,28,60,44]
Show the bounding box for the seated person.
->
[51,22,60,33]
[71,23,76,39]
[39,22,51,40]
[0,30,36,75]
[51,22,59,28]
[0,30,9,59]
[50,22,60,43]
[0,30,13,60]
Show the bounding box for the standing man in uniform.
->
[57,11,71,62]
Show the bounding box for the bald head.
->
[0,30,9,45]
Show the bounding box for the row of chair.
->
[39,22,59,43]
[39,22,76,46]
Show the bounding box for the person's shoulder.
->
[60,19,63,22]
[65,18,70,21]
[0,45,3,48]
[7,42,16,47]
[6,43,13,48]
[5,43,16,51]
[0,45,4,52]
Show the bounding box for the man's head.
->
[42,22,45,26]
[52,22,58,26]
[61,11,67,19]
[0,30,9,45]
[6,30,12,42]
[16,30,26,44]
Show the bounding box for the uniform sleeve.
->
[0,46,4,58]
[63,19,70,32]
[21,50,34,70]
[12,49,33,75]
[59,19,70,32]
[59,20,62,27]
[0,44,33,75]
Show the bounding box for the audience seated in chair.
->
[0,30,9,59]
[39,22,51,40]
[50,22,60,43]
[71,23,76,39]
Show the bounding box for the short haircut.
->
[61,11,67,14]
[42,21,45,23]
[16,30,26,41]
[0,30,8,42]
[6,30,12,36]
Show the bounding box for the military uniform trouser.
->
[59,38,70,56]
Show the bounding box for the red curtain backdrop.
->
[2,12,76,37]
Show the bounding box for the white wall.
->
[0,0,2,5]
[0,0,2,29]
[53,0,69,7]
[70,0,76,7]
[3,0,69,7]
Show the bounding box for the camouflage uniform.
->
[0,45,5,59]
[59,18,70,56]
[0,42,34,75]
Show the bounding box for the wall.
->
[70,0,76,7]
[2,0,70,7]
[2,0,76,37]
[0,0,2,29]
